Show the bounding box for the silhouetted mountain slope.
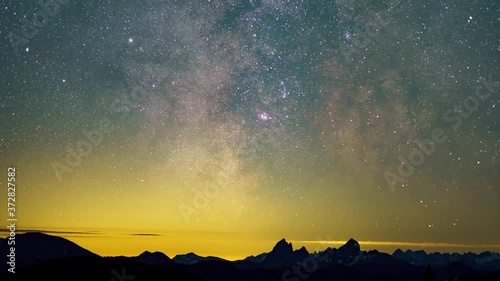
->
[133,250,172,265]
[459,271,500,281]
[173,252,226,265]
[177,259,265,281]
[392,248,500,271]
[261,238,309,269]
[279,263,428,281]
[1,232,96,272]
[339,238,360,255]
[336,238,361,264]
[2,233,499,280]
[239,252,267,265]
[433,261,484,280]
[1,255,206,281]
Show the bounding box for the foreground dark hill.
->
[2,232,500,281]
[0,232,96,270]
[4,256,500,281]
[2,255,205,281]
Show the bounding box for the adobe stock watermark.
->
[177,125,281,224]
[385,74,498,191]
[178,160,231,225]
[51,67,167,182]
[5,0,70,54]
[282,237,335,281]
[178,81,288,224]
[110,267,135,281]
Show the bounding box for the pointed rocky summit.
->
[339,238,360,254]
[261,238,309,269]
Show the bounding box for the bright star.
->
[257,112,272,121]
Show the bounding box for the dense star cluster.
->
[0,0,498,258]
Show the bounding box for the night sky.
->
[0,0,499,260]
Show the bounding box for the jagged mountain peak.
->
[339,238,360,252]
[272,238,293,253]
[393,249,404,254]
[138,250,170,258]
[345,238,360,247]
[135,251,171,265]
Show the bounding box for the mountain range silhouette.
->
[1,232,499,280]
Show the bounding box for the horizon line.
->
[3,229,500,250]
[292,240,500,250]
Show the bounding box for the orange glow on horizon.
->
[3,227,500,261]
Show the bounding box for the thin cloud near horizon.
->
[3,229,499,253]
[0,229,102,236]
[0,229,165,237]
[293,240,500,249]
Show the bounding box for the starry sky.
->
[0,0,499,260]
